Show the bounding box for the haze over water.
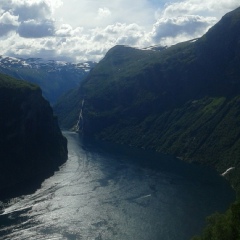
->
[0,132,235,240]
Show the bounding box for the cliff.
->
[0,73,68,199]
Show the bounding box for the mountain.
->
[0,56,96,104]
[55,8,240,238]
[56,6,240,174]
[0,73,68,199]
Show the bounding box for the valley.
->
[1,6,240,240]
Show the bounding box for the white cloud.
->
[18,19,55,38]
[0,0,239,62]
[53,0,156,29]
[151,0,239,46]
[55,24,73,37]
[0,11,19,36]
[150,15,217,43]
[97,7,111,19]
[0,11,19,25]
[0,0,62,37]
[10,0,62,13]
[13,1,51,21]
[160,0,240,18]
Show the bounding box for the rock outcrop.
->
[0,73,68,198]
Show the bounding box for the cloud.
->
[0,0,239,62]
[150,15,216,43]
[151,0,239,46]
[13,1,51,21]
[0,0,61,37]
[160,0,240,18]
[8,0,62,12]
[53,0,155,29]
[88,23,147,53]
[0,11,18,25]
[0,11,19,36]
[55,24,73,37]
[18,19,55,38]
[97,7,111,19]
[1,0,58,21]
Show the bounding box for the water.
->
[0,132,235,240]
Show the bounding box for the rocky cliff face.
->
[0,73,68,198]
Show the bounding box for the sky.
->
[0,0,239,63]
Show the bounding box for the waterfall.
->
[221,167,235,176]
[75,99,84,132]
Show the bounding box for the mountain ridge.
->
[0,56,96,104]
[4,5,240,240]
[54,7,240,192]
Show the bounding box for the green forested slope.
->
[192,201,240,240]
[54,7,240,239]
[0,59,95,104]
[56,7,240,180]
[0,73,67,198]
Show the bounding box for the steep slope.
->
[55,8,240,239]
[54,87,81,129]
[0,73,68,198]
[55,7,240,188]
[0,57,96,104]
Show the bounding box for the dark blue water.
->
[0,132,235,240]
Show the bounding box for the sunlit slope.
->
[56,7,240,191]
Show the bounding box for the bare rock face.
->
[0,73,68,198]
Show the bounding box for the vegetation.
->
[0,73,39,91]
[54,7,240,239]
[54,88,81,129]
[0,60,95,104]
[192,201,240,240]
[0,73,67,199]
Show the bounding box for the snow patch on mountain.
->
[0,55,96,73]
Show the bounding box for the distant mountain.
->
[0,56,96,104]
[0,73,68,199]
